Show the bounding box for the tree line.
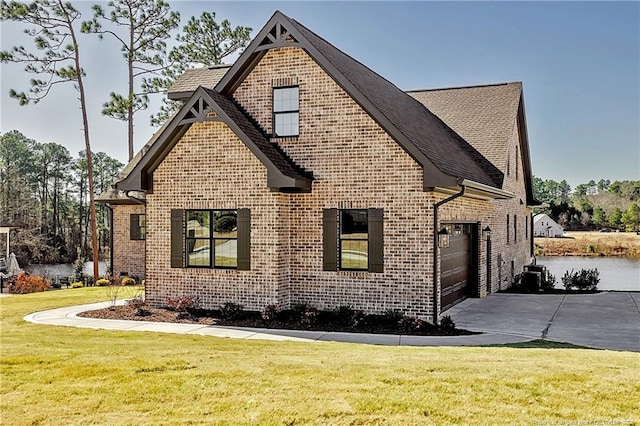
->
[533,177,640,232]
[0,130,123,266]
[1,0,251,278]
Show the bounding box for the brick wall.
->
[111,204,145,279]
[143,45,532,319]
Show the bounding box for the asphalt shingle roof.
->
[286,16,503,188]
[203,88,312,181]
[408,82,522,181]
[168,65,232,99]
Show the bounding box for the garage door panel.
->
[440,225,473,311]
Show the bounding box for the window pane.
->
[341,240,368,270]
[274,112,299,136]
[186,211,210,238]
[214,238,237,268]
[340,209,368,239]
[187,239,211,267]
[213,210,237,237]
[274,86,299,112]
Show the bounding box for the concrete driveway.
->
[447,292,640,352]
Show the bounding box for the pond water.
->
[25,262,107,279]
[538,256,639,292]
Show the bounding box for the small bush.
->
[398,316,423,333]
[73,256,86,283]
[331,305,365,328]
[381,309,405,327]
[165,295,201,312]
[9,275,50,294]
[439,315,456,333]
[261,304,281,321]
[70,281,84,289]
[540,272,556,291]
[121,277,136,286]
[220,302,244,320]
[291,302,319,326]
[562,268,600,291]
[126,296,146,309]
[96,278,110,287]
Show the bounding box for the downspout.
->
[106,204,114,277]
[432,184,466,325]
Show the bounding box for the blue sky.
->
[1,1,638,190]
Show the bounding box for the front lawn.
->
[1,288,639,425]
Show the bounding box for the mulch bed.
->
[78,305,476,336]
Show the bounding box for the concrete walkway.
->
[447,292,640,352]
[23,292,640,351]
[24,300,532,347]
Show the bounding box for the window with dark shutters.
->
[323,208,383,273]
[170,208,249,270]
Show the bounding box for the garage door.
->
[440,224,473,311]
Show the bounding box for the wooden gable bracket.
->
[179,97,221,125]
[255,21,300,52]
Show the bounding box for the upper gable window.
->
[273,86,299,137]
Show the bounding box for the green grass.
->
[2,289,639,425]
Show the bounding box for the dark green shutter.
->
[170,209,184,268]
[368,208,384,273]
[323,209,338,271]
[130,214,139,240]
[237,208,251,271]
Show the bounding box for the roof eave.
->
[167,91,192,101]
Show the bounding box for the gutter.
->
[125,191,146,205]
[432,184,466,325]
[458,179,514,199]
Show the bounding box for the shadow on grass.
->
[484,339,596,350]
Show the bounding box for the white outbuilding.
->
[533,213,564,238]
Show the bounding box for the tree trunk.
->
[66,2,99,282]
[127,22,134,162]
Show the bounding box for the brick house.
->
[99,11,538,322]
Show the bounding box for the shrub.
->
[381,309,405,327]
[165,295,201,312]
[291,302,319,326]
[562,268,600,291]
[121,277,136,286]
[9,275,50,294]
[332,305,365,328]
[439,315,456,333]
[220,302,244,320]
[261,304,281,321]
[126,296,146,309]
[96,278,110,287]
[540,272,556,291]
[398,316,423,333]
[70,281,84,289]
[72,256,85,283]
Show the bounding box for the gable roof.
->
[408,83,538,205]
[216,11,504,191]
[168,65,232,100]
[533,213,562,228]
[116,86,312,193]
[408,83,521,174]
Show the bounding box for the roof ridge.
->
[406,82,521,93]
